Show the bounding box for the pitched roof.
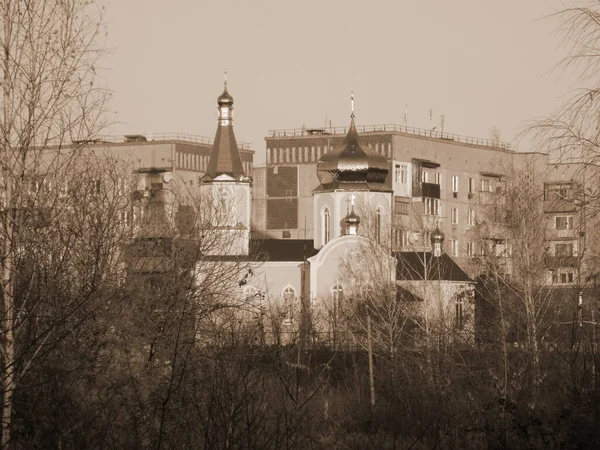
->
[396,285,424,302]
[249,239,318,262]
[206,125,245,179]
[394,252,472,282]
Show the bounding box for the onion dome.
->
[217,85,233,106]
[315,115,390,192]
[344,207,360,235]
[431,226,445,257]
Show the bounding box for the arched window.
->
[455,296,464,330]
[282,286,296,326]
[375,207,382,243]
[323,207,331,245]
[331,282,344,316]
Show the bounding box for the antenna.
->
[351,91,355,119]
[404,104,408,126]
[440,114,445,134]
[224,68,227,87]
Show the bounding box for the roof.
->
[396,285,424,302]
[206,125,246,179]
[249,239,318,262]
[394,252,472,282]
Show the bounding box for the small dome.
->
[317,116,388,189]
[344,207,361,235]
[218,86,233,106]
[346,210,360,225]
[431,227,445,246]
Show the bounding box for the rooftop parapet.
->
[78,133,253,150]
[267,123,512,151]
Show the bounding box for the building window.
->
[481,178,493,193]
[468,177,475,194]
[555,216,573,230]
[553,271,574,284]
[451,208,458,225]
[395,164,408,184]
[450,239,459,257]
[455,296,464,330]
[120,210,130,228]
[375,207,382,243]
[435,172,441,185]
[423,231,431,248]
[422,170,429,183]
[394,197,409,215]
[323,208,331,245]
[451,175,459,193]
[423,198,440,216]
[545,183,574,201]
[467,209,476,227]
[466,242,474,257]
[555,242,574,257]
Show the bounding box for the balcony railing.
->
[543,199,577,213]
[268,123,512,150]
[422,182,441,199]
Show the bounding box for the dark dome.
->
[346,210,360,225]
[431,227,445,245]
[317,117,389,188]
[217,86,233,106]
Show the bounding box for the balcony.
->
[422,182,440,199]
[544,199,577,213]
[478,191,499,205]
[544,255,578,269]
[546,228,576,240]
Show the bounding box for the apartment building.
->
[254,123,520,270]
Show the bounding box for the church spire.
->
[206,77,246,180]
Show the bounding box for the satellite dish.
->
[162,172,172,183]
[408,232,418,244]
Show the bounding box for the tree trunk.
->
[1,0,15,444]
[367,315,376,409]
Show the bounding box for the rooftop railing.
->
[91,133,252,150]
[267,123,512,150]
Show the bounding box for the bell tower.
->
[200,74,251,255]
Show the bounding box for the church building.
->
[127,80,475,346]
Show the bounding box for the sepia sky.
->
[102,0,575,165]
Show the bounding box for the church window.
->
[332,282,344,316]
[323,208,331,245]
[375,207,382,243]
[282,286,296,325]
[455,296,464,330]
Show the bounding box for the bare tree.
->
[0,1,108,445]
[531,2,600,163]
